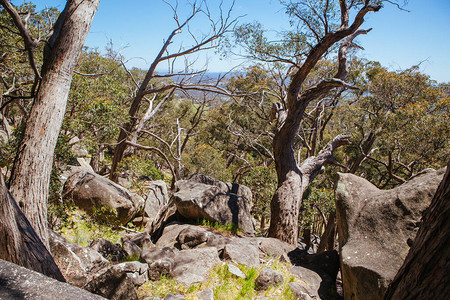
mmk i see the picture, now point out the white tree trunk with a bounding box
[9,0,101,247]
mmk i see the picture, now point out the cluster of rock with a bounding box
[62,171,256,237]
[26,161,443,300]
[47,221,343,299]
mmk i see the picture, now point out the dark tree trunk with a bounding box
[7,0,101,247]
[384,164,449,300]
[318,211,336,253]
[303,228,312,248]
[0,172,65,281]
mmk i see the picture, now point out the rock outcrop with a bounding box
[89,238,125,262]
[48,230,108,287]
[173,174,255,235]
[62,171,144,225]
[255,267,284,290]
[143,180,170,228]
[384,164,449,299]
[335,168,445,300]
[0,259,105,299]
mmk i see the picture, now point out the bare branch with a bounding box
[125,141,177,180]
[300,134,351,183]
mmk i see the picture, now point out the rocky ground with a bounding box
[2,162,447,299]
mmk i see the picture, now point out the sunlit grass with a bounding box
[59,209,124,247]
[137,259,302,299]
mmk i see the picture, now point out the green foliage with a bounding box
[300,186,335,230]
[59,209,123,247]
[89,206,122,228]
[333,62,449,188]
[198,219,242,236]
[184,144,231,182]
[120,155,163,181]
[241,165,277,223]
[0,123,24,171]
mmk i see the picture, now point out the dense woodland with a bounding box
[0,0,448,299]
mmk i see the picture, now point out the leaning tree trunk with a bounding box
[0,171,65,281]
[8,0,101,247]
[384,163,449,299]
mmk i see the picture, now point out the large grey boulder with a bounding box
[140,246,176,265]
[257,237,296,260]
[155,222,197,248]
[171,247,220,285]
[48,230,108,287]
[62,171,144,225]
[122,231,154,250]
[89,238,125,262]
[385,165,450,300]
[148,258,175,281]
[255,267,284,290]
[335,168,445,300]
[289,266,324,299]
[173,174,255,235]
[177,226,209,249]
[84,266,138,300]
[287,250,340,300]
[0,259,106,299]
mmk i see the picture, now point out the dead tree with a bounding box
[110,1,237,182]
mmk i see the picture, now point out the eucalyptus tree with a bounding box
[335,63,450,188]
[234,0,391,244]
[0,0,100,277]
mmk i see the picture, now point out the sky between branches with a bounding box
[27,0,450,83]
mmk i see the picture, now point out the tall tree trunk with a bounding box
[0,171,65,281]
[8,0,101,247]
[384,164,449,299]
[266,2,380,245]
[268,112,306,244]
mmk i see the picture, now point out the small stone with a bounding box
[226,263,246,279]
[197,288,214,300]
[164,294,185,300]
[148,258,175,281]
[255,267,284,290]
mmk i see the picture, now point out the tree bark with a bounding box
[384,164,449,300]
[267,2,379,245]
[8,0,101,247]
[0,171,65,281]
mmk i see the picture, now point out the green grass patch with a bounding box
[197,219,242,236]
[137,259,301,299]
[59,209,124,247]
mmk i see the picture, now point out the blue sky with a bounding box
[25,0,450,82]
